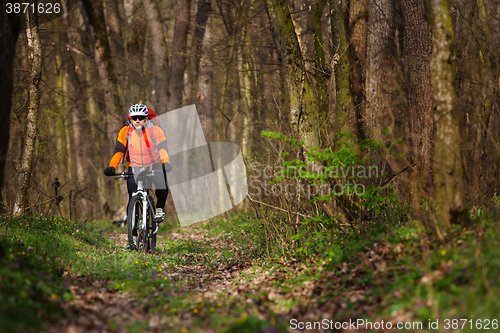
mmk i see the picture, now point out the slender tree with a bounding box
[237,14,256,157]
[0,1,21,211]
[13,7,43,216]
[60,4,92,218]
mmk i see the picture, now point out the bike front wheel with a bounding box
[147,196,157,255]
[139,199,157,255]
[127,195,144,251]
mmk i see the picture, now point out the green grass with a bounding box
[377,218,500,328]
[195,207,500,330]
[2,205,500,332]
[0,215,107,332]
[0,215,177,332]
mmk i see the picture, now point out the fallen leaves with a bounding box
[41,227,417,333]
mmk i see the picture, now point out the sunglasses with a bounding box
[131,116,147,121]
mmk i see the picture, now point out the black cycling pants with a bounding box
[126,164,169,210]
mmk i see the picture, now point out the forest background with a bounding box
[2,0,500,331]
[3,0,498,230]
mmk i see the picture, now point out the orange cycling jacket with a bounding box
[108,125,170,169]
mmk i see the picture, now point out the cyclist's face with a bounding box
[132,116,148,129]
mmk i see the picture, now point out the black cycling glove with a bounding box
[104,166,116,176]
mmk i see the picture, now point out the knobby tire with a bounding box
[127,195,143,251]
[147,196,157,255]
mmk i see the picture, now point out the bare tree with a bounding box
[13,8,43,216]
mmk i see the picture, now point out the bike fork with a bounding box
[143,198,148,230]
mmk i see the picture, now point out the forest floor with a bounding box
[46,223,367,333]
[1,211,500,333]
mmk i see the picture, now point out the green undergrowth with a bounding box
[0,215,109,332]
[2,204,499,332]
[374,215,500,329]
[203,207,500,330]
[0,214,279,332]
[0,215,179,332]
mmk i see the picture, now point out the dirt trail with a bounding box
[44,227,378,333]
[44,229,259,333]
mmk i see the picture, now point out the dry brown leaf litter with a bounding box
[43,229,439,332]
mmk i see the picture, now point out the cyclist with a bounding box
[104,103,172,224]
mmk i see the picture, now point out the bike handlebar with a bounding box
[107,170,157,180]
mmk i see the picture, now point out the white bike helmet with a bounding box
[129,104,149,117]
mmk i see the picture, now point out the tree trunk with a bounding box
[263,0,320,153]
[79,0,123,142]
[61,4,92,219]
[328,0,351,137]
[365,0,405,144]
[80,0,124,217]
[0,2,20,212]
[346,0,369,141]
[54,50,70,218]
[54,10,73,218]
[84,54,110,217]
[194,0,211,74]
[425,0,471,228]
[13,8,43,217]
[167,0,191,111]
[102,0,126,100]
[400,0,434,192]
[237,23,255,157]
[301,0,329,144]
[142,0,169,114]
[196,7,215,142]
[102,0,124,61]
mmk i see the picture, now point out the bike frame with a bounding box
[110,169,159,251]
[130,168,159,237]
[131,173,159,237]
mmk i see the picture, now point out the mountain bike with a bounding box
[111,169,158,254]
